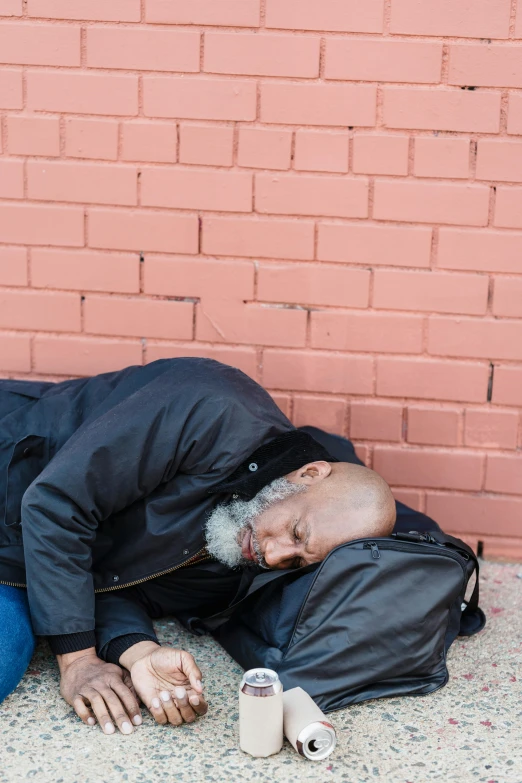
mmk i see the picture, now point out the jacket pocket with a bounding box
[4,435,48,527]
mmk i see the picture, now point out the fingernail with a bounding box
[189,695,200,706]
[87,717,96,726]
[132,715,142,726]
[151,698,161,709]
[174,686,186,700]
[121,721,133,735]
[160,690,171,703]
[105,722,115,734]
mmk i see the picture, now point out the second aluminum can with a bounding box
[239,668,284,757]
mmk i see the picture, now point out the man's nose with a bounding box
[263,538,296,568]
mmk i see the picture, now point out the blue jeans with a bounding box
[0,585,35,703]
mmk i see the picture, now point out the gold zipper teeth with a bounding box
[0,549,212,594]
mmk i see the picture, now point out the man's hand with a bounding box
[121,641,208,726]
[58,648,142,735]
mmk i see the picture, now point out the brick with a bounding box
[33,336,142,376]
[144,256,254,299]
[0,160,24,199]
[84,296,193,340]
[27,71,138,116]
[392,488,424,512]
[507,93,522,135]
[28,0,141,21]
[427,493,522,538]
[65,118,119,161]
[414,137,470,179]
[495,188,522,228]
[438,228,522,274]
[318,223,432,268]
[203,217,314,260]
[237,128,292,171]
[258,264,370,309]
[383,88,501,134]
[87,27,200,73]
[477,140,522,182]
[265,0,384,33]
[198,302,307,347]
[492,366,522,406]
[256,173,368,219]
[122,122,177,164]
[0,0,22,15]
[407,407,460,447]
[0,334,31,373]
[374,447,483,491]
[480,535,522,561]
[293,396,346,435]
[325,39,441,83]
[350,402,403,442]
[374,180,489,226]
[179,124,233,167]
[0,247,27,286]
[205,32,320,78]
[270,393,291,418]
[0,289,80,332]
[0,22,80,66]
[144,76,256,121]
[28,161,137,207]
[311,311,423,354]
[377,357,489,403]
[486,454,522,494]
[465,409,518,449]
[89,209,198,254]
[354,444,371,466]
[0,203,84,246]
[429,317,522,361]
[353,134,409,176]
[141,167,251,212]
[7,116,60,157]
[390,0,511,38]
[294,131,348,174]
[146,0,260,26]
[32,249,140,294]
[493,277,522,317]
[373,270,489,315]
[263,350,374,394]
[145,343,258,380]
[449,44,522,89]
[0,69,23,109]
[261,83,376,127]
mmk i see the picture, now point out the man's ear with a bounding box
[285,461,332,485]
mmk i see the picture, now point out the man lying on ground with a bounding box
[0,358,395,733]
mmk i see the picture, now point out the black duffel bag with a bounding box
[202,428,486,713]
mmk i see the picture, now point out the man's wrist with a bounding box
[120,640,160,670]
[57,646,98,675]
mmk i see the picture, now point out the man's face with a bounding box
[205,470,356,570]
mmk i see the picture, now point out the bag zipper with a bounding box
[286,537,470,651]
[0,548,212,593]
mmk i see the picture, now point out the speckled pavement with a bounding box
[1,561,521,783]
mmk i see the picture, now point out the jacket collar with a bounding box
[208,429,337,501]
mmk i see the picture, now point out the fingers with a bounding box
[159,690,184,726]
[85,690,118,735]
[180,652,203,694]
[186,688,209,718]
[111,678,143,727]
[72,696,97,727]
[100,688,136,735]
[172,687,198,724]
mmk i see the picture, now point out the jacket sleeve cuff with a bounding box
[48,630,97,655]
[103,633,158,665]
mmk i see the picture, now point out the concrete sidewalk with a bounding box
[1,560,520,783]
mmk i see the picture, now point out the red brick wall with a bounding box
[0,1,521,558]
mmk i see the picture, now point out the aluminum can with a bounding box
[283,687,337,760]
[239,668,284,757]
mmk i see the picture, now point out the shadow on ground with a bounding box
[1,561,521,783]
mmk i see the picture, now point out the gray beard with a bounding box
[204,477,306,569]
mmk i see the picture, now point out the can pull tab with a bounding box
[255,672,267,682]
[365,541,381,559]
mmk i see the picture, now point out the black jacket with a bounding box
[0,358,332,658]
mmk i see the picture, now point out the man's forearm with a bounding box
[120,640,160,670]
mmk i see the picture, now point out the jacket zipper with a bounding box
[0,548,212,593]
